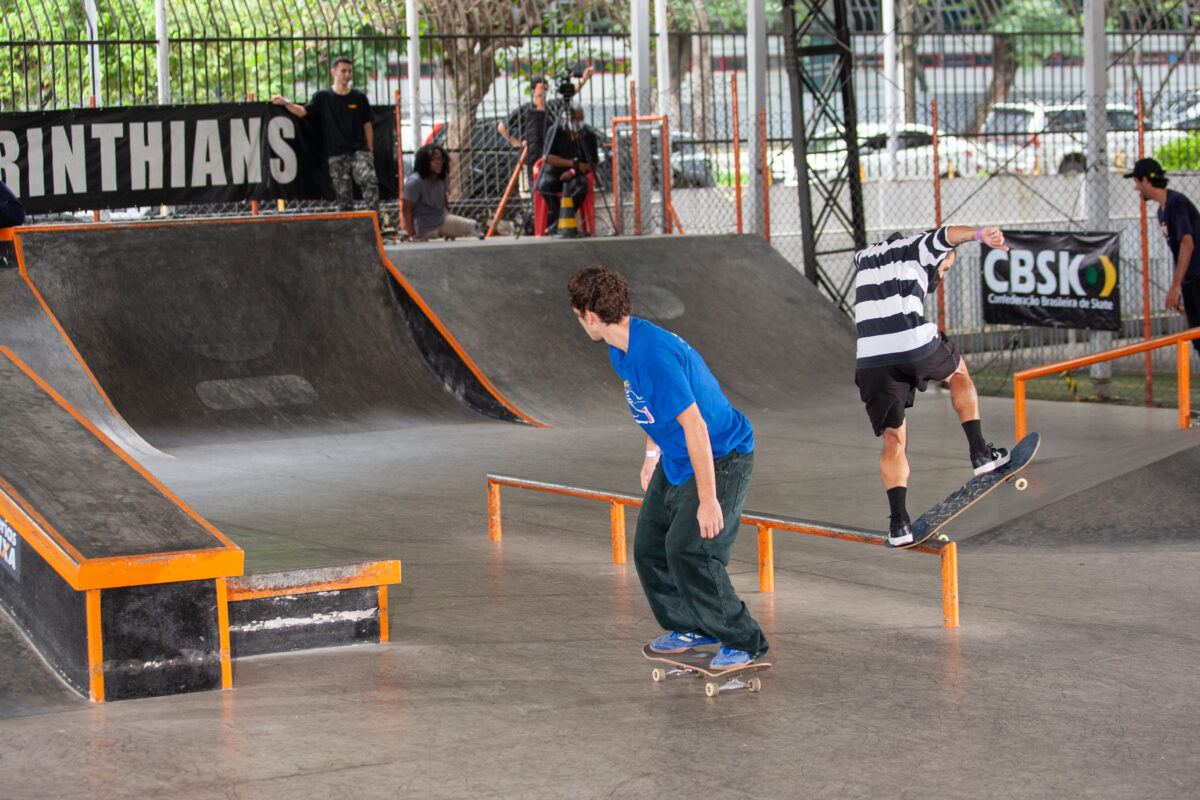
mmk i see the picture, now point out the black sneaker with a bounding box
[971,443,1011,476]
[886,520,915,548]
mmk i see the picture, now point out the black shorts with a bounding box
[855,331,962,436]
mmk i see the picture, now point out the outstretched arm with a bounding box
[945,225,1007,250]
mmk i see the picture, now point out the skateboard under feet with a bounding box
[898,431,1041,550]
[642,644,772,697]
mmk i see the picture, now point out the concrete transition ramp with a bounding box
[968,426,1200,547]
[16,215,516,447]
[388,235,859,426]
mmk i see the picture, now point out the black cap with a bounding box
[1124,157,1165,180]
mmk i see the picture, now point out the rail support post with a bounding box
[757,524,775,593]
[941,541,959,628]
[610,501,627,564]
[1178,341,1191,429]
[487,481,502,541]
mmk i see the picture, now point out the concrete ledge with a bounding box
[227,561,401,658]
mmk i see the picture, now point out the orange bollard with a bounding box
[487,481,502,541]
[610,501,627,564]
[941,541,959,628]
[757,524,774,593]
[378,584,390,642]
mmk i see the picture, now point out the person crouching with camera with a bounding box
[538,107,599,235]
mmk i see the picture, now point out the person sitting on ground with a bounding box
[400,144,484,242]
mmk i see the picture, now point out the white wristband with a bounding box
[645,449,661,458]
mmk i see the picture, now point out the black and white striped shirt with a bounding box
[854,227,954,369]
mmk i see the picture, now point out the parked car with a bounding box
[604,127,718,189]
[979,101,1188,174]
[770,122,996,185]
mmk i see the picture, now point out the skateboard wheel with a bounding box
[704,681,719,697]
[1014,477,1028,491]
[748,676,762,693]
[651,668,666,682]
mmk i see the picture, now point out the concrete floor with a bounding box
[3,392,1199,799]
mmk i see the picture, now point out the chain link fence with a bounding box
[4,0,1200,398]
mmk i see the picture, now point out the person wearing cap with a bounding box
[1127,157,1200,351]
[853,225,1012,549]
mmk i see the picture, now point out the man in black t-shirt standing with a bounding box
[272,55,382,230]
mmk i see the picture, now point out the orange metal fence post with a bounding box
[941,542,959,628]
[487,481,502,541]
[757,524,775,593]
[731,74,743,234]
[661,119,673,234]
[1014,378,1027,441]
[1179,341,1191,429]
[610,501,627,564]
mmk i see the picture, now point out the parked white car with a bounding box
[980,101,1187,175]
[770,122,996,185]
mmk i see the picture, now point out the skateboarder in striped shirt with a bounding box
[854,225,1011,547]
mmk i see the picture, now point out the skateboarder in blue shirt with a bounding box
[853,225,1012,547]
[568,266,768,670]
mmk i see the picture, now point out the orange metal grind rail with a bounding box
[1014,327,1200,440]
[487,475,960,628]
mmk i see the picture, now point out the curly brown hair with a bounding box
[568,266,631,324]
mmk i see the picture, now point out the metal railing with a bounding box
[486,474,960,628]
[1013,327,1200,439]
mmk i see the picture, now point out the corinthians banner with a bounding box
[0,103,400,214]
[981,231,1120,332]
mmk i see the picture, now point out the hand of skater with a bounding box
[697,496,724,539]
[640,452,659,491]
[976,225,1007,250]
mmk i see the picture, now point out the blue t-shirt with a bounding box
[1159,189,1200,284]
[609,317,754,485]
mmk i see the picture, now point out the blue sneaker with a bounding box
[709,646,752,670]
[649,631,720,653]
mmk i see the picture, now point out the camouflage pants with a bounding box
[328,151,380,214]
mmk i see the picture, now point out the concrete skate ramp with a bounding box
[956,426,1200,547]
[387,234,859,426]
[0,266,158,460]
[17,215,512,447]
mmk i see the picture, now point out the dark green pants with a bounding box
[633,449,768,657]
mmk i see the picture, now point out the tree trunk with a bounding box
[670,31,690,131]
[440,38,498,205]
[966,33,1016,136]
